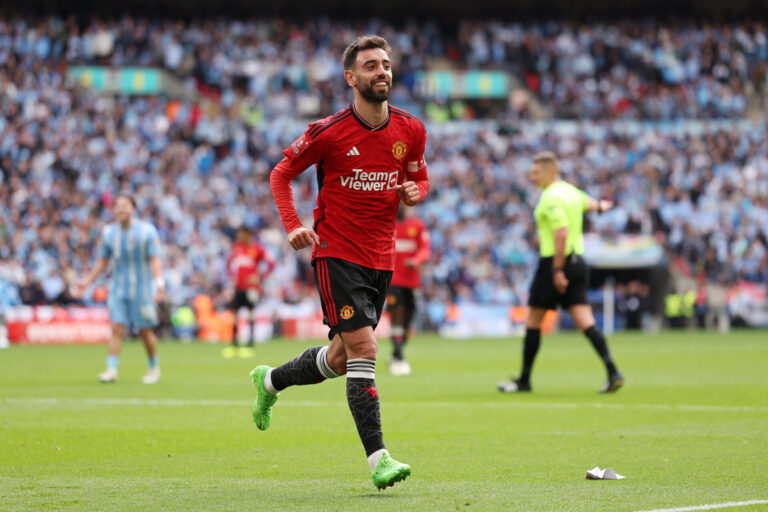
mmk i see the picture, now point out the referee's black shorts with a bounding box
[528,253,590,310]
[313,257,393,341]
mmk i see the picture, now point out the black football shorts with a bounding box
[528,254,589,310]
[313,257,393,340]
[386,285,416,311]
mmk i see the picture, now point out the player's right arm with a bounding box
[270,157,321,250]
[74,226,112,298]
[75,258,108,298]
[270,129,325,251]
[540,194,570,293]
[406,220,431,268]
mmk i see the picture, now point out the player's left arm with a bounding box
[149,256,165,301]
[583,190,613,213]
[147,225,165,300]
[395,126,430,206]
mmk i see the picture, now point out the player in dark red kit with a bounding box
[250,35,429,489]
[223,226,275,358]
[387,205,431,376]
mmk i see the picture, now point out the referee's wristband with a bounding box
[154,277,166,289]
[552,266,564,272]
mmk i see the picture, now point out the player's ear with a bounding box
[344,69,356,87]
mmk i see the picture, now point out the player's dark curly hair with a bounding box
[342,35,392,70]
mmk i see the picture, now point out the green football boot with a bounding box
[372,453,411,489]
[250,365,279,430]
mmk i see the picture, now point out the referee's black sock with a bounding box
[583,325,618,377]
[270,346,339,391]
[519,328,541,384]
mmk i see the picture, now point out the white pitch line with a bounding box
[634,499,768,512]
[1,397,767,413]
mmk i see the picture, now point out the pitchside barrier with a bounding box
[5,306,112,345]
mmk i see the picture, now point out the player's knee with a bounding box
[526,318,543,329]
[342,330,378,360]
[351,343,377,361]
[526,307,547,329]
[570,306,595,330]
[327,350,348,375]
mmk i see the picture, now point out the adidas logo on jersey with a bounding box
[346,146,360,157]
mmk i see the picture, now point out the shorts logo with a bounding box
[340,305,355,319]
[392,140,407,160]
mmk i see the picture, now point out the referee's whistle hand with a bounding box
[287,227,320,250]
[394,181,420,206]
[553,271,569,294]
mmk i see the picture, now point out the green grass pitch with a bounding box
[1,330,766,511]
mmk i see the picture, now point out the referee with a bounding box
[499,151,624,394]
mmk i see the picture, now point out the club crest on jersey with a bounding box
[392,140,407,160]
[340,305,355,319]
[291,135,309,156]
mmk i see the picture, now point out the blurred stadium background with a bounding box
[2,0,767,345]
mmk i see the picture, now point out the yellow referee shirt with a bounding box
[534,181,588,257]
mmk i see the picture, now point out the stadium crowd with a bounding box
[1,15,767,319]
[1,17,767,120]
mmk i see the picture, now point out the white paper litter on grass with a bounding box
[586,466,626,480]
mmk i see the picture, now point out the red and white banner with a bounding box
[6,306,112,345]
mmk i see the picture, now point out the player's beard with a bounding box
[358,77,390,104]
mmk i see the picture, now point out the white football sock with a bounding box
[368,448,389,471]
[264,369,277,394]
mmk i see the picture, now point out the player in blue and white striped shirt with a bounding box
[77,194,166,384]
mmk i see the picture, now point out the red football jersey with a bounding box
[227,241,275,291]
[392,216,431,289]
[271,103,429,270]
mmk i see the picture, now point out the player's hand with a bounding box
[553,269,569,294]
[287,227,320,251]
[598,199,613,213]
[394,181,421,206]
[72,279,88,299]
[153,285,165,303]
